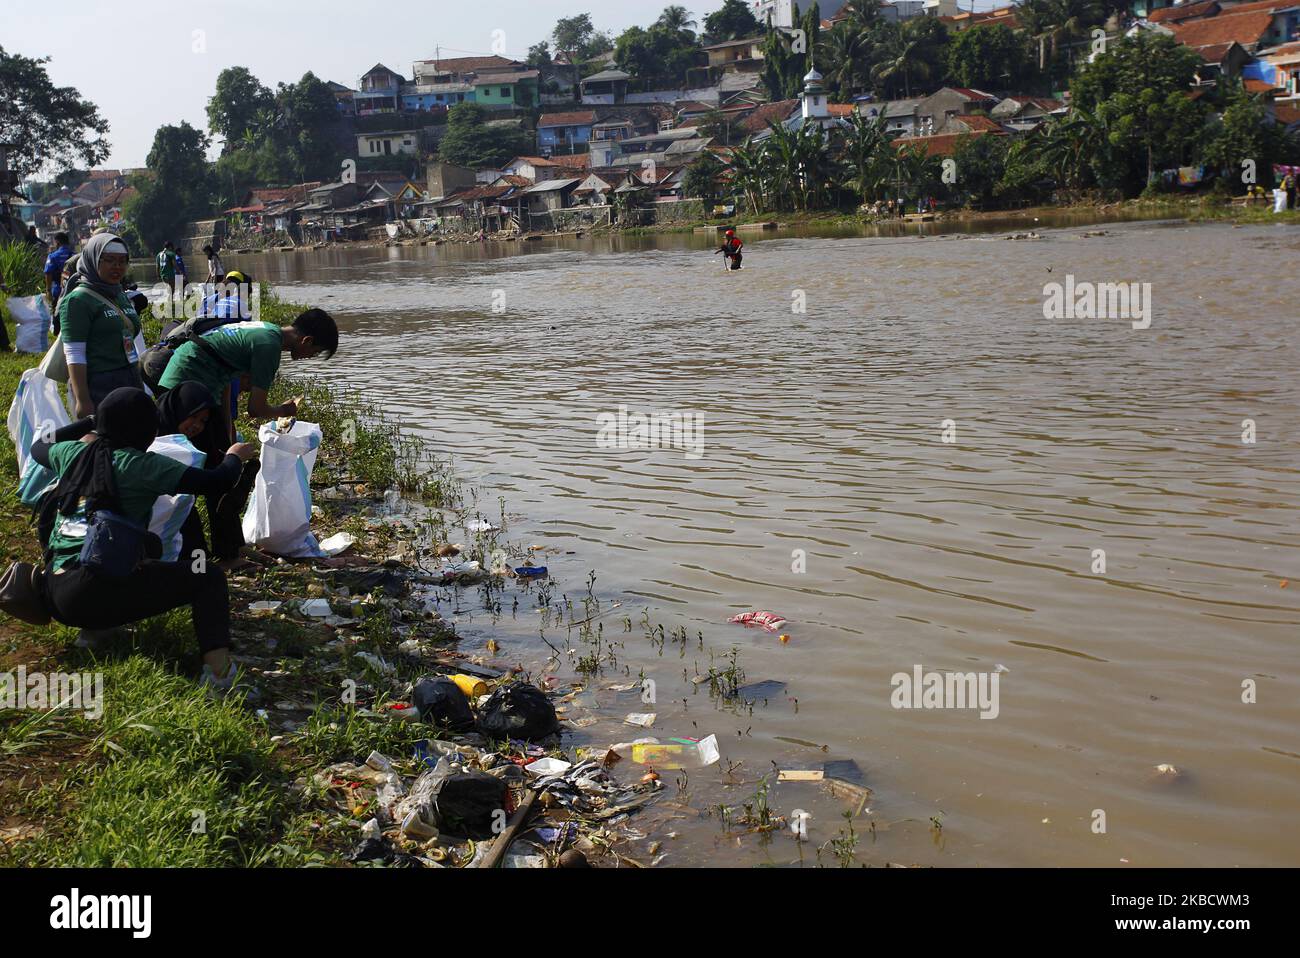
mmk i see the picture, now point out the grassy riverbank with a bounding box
[0,295,475,866]
[618,194,1300,235]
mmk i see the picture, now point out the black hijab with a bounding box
[156,381,217,436]
[53,388,159,516]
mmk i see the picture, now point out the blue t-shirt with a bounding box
[174,254,187,277]
[44,245,74,299]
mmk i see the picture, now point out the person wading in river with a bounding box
[717,228,743,270]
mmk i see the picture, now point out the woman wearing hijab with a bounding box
[29,387,258,693]
[56,233,145,417]
[155,381,259,563]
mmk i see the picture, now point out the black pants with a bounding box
[729,253,743,270]
[194,411,259,562]
[45,560,230,655]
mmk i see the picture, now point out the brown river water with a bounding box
[227,215,1300,867]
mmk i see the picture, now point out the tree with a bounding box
[273,72,345,183]
[437,103,531,168]
[838,110,896,202]
[657,6,697,38]
[0,46,109,179]
[697,108,743,147]
[554,14,599,60]
[704,0,761,44]
[870,28,933,99]
[527,42,553,68]
[948,132,1010,208]
[122,122,213,253]
[1018,0,1105,85]
[614,24,701,89]
[206,66,274,149]
[820,21,866,101]
[1069,32,1206,192]
[1201,80,1295,180]
[945,24,1030,91]
[683,151,725,205]
[728,139,770,213]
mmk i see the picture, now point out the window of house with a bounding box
[502,88,511,97]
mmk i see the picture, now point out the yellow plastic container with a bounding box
[451,674,488,699]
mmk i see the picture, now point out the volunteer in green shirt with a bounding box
[157,308,339,443]
[156,308,338,562]
[29,387,258,693]
[57,232,145,417]
[156,241,176,284]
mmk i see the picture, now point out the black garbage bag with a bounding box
[431,771,508,839]
[477,682,559,741]
[345,837,422,867]
[412,676,476,732]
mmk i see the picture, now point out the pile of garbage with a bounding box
[306,675,671,868]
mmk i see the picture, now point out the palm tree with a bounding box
[728,139,770,213]
[1019,0,1105,77]
[870,32,931,99]
[657,6,697,37]
[838,110,895,202]
[821,22,865,101]
[1039,107,1109,191]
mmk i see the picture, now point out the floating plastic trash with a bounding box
[736,679,788,702]
[624,712,657,728]
[301,598,332,617]
[630,733,719,768]
[728,610,788,632]
[777,769,824,782]
[318,532,356,557]
[466,518,500,532]
[525,757,572,777]
[515,565,548,577]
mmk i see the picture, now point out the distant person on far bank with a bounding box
[174,246,189,288]
[156,241,177,286]
[44,232,76,309]
[203,244,224,284]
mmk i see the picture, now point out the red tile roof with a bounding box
[494,174,532,187]
[1193,41,1239,61]
[538,110,598,128]
[828,103,856,117]
[738,99,799,133]
[1148,0,1220,22]
[893,131,990,157]
[1167,10,1277,48]
[1213,0,1293,14]
[950,114,1006,133]
[949,87,1000,101]
[419,55,521,74]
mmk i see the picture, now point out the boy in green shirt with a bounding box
[156,241,176,284]
[156,308,339,442]
[155,308,338,561]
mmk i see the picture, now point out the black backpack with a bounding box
[139,316,237,392]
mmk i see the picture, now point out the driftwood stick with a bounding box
[479,789,538,869]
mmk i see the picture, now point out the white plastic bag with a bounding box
[1274,189,1288,213]
[7,296,52,354]
[6,367,71,504]
[147,434,207,562]
[241,420,324,558]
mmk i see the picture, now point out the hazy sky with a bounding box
[6,0,1003,172]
